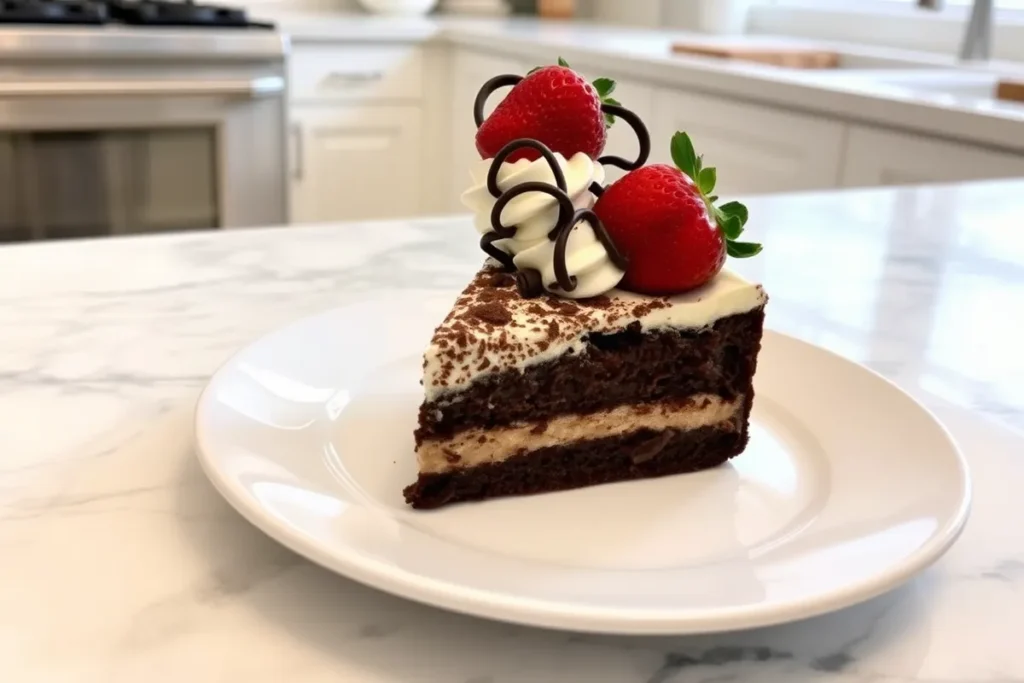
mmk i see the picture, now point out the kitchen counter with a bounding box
[3,179,1024,682]
[268,12,1024,153]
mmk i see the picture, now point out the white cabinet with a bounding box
[450,50,529,210]
[287,44,426,223]
[841,125,1024,187]
[650,88,846,195]
[290,105,422,224]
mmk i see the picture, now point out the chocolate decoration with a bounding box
[473,74,523,128]
[486,139,567,199]
[597,103,651,172]
[516,268,545,298]
[480,232,516,271]
[490,181,574,237]
[548,208,630,293]
[471,92,653,295]
[551,215,579,293]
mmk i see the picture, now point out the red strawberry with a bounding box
[476,58,620,163]
[593,132,762,295]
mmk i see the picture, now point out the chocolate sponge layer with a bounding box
[416,308,765,444]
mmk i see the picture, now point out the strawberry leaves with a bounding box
[670,132,762,259]
[592,76,620,128]
[671,132,699,180]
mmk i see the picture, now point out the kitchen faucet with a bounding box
[918,0,993,61]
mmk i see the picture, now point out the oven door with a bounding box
[0,75,286,242]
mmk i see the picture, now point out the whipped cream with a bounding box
[460,152,625,299]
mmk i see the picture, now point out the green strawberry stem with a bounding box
[532,57,620,129]
[669,132,762,258]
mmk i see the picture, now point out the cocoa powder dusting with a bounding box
[469,302,512,326]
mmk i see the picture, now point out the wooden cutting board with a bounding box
[996,79,1024,104]
[672,43,840,69]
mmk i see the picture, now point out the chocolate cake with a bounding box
[404,266,767,509]
[404,60,767,509]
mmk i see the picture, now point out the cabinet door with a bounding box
[841,125,1024,187]
[290,105,422,223]
[450,50,529,210]
[651,88,845,195]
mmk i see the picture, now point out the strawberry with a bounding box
[593,132,762,295]
[476,58,620,163]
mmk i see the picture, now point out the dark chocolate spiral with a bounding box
[480,232,516,270]
[486,139,568,199]
[482,139,573,272]
[548,208,629,293]
[597,103,652,172]
[474,74,523,128]
[491,181,575,237]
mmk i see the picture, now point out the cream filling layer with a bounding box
[417,394,743,475]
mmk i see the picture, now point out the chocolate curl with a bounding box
[474,74,523,128]
[597,103,652,172]
[516,268,545,298]
[549,208,629,293]
[477,137,573,270]
[490,181,574,238]
[485,138,568,199]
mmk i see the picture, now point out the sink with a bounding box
[812,69,1024,110]
[841,70,1001,99]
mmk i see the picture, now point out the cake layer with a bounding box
[416,308,764,442]
[422,265,767,401]
[417,394,742,474]
[404,421,747,509]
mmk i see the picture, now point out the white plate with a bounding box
[195,295,971,635]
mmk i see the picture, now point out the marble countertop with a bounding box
[3,179,1024,682]
[266,12,1024,153]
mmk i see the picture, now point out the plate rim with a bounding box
[194,307,972,635]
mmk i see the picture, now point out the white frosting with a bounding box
[460,152,624,299]
[423,267,768,401]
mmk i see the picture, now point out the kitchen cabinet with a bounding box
[450,49,530,208]
[290,105,422,223]
[650,88,846,195]
[841,125,1024,187]
[287,44,426,223]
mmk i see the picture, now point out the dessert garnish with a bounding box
[593,132,762,294]
[468,62,650,299]
[467,60,760,300]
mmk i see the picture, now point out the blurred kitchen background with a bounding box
[1,0,1023,242]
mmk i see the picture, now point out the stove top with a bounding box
[0,0,274,27]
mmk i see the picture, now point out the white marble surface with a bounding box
[3,179,1024,682]
[267,12,1024,153]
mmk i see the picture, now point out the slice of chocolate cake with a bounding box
[404,265,767,509]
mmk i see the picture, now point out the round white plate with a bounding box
[195,295,971,635]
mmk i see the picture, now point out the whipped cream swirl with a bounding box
[460,151,625,300]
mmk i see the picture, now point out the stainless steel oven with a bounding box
[0,27,287,242]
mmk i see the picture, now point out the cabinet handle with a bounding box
[291,123,304,181]
[324,70,385,85]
